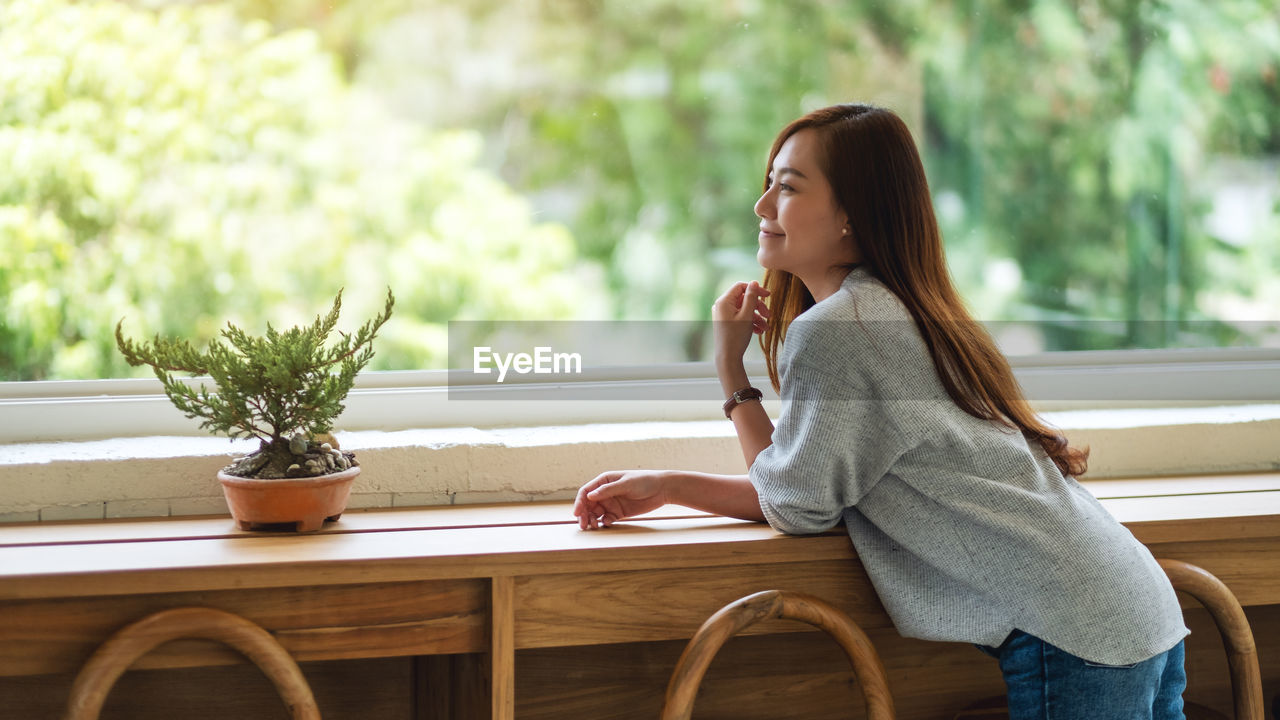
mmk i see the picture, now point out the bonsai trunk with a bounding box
[223,435,356,479]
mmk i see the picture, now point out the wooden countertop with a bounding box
[1,472,1277,601]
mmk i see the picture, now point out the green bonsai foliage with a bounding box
[116,289,394,478]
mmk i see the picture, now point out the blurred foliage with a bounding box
[0,0,595,380]
[282,0,1279,352]
[921,0,1280,350]
[2,0,1278,380]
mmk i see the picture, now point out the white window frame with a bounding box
[1,347,1278,444]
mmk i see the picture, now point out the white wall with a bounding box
[2,405,1279,523]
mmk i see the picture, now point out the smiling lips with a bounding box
[759,226,784,239]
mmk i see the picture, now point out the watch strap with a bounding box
[722,386,763,418]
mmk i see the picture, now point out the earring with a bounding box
[841,227,850,235]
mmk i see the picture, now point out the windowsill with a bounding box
[1,404,1278,523]
[4,348,1279,445]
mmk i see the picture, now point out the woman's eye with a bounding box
[765,177,793,193]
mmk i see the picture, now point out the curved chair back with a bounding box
[661,590,894,720]
[1157,559,1265,720]
[955,559,1263,720]
[64,606,320,720]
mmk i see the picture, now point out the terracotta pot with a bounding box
[218,466,359,532]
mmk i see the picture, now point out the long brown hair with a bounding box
[759,104,1088,478]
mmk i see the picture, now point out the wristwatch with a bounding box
[723,386,763,418]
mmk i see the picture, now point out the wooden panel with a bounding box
[450,653,492,720]
[4,494,1275,602]
[414,655,452,719]
[698,631,1006,720]
[514,604,1280,720]
[515,628,1005,720]
[1105,492,1280,544]
[0,578,486,677]
[0,501,709,549]
[514,559,888,649]
[1083,471,1280,499]
[1,488,1277,720]
[1147,537,1280,607]
[491,577,515,720]
[4,605,1273,720]
[1129,514,1280,546]
[0,519,854,600]
[0,471,1272,550]
[1252,604,1280,720]
[0,656,413,720]
[413,653,490,720]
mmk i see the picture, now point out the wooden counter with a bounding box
[1,472,1278,719]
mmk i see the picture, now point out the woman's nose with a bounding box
[754,189,774,219]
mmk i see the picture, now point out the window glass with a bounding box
[2,0,1277,380]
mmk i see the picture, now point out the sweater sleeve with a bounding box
[748,360,906,535]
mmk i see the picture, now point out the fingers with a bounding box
[575,471,624,531]
[717,281,769,308]
[575,472,615,530]
[575,469,673,529]
[717,281,749,312]
[578,499,620,530]
[585,478,628,529]
[575,472,616,506]
[746,282,771,334]
[751,289,771,334]
[592,497,623,528]
[754,293,772,316]
[716,282,771,320]
[741,282,770,322]
[586,479,624,500]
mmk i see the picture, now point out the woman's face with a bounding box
[754,128,855,280]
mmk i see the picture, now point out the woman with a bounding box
[573,104,1188,719]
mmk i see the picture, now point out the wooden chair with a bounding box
[1159,559,1265,720]
[955,559,1264,720]
[64,606,320,720]
[660,589,895,720]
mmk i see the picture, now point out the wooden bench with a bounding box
[1,472,1278,719]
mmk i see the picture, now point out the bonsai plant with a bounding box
[115,288,394,531]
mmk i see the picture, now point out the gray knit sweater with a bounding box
[748,266,1188,665]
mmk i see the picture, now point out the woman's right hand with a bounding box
[712,280,770,365]
[574,469,670,530]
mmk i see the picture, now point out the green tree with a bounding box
[347,1,923,360]
[922,0,1280,350]
[4,0,1277,381]
[0,0,598,380]
[343,0,1277,352]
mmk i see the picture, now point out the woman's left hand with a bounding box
[712,280,770,364]
[574,469,670,530]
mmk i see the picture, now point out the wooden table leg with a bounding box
[491,576,515,720]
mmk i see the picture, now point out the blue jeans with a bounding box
[977,630,1187,720]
